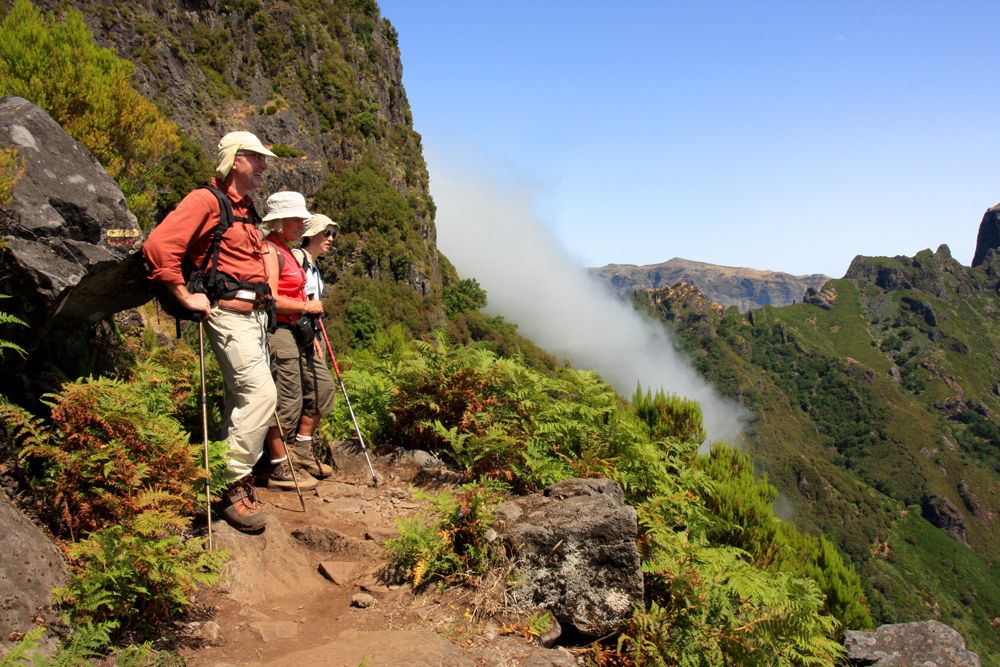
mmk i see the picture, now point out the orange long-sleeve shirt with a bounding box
[143,182,268,286]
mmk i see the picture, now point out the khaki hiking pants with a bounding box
[268,326,336,438]
[204,307,277,481]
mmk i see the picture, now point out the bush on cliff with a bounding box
[0,0,180,225]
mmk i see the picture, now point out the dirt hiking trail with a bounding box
[180,444,579,667]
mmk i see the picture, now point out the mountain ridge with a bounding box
[592,256,831,311]
[3,1,994,664]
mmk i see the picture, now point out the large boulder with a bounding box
[0,96,148,384]
[844,620,980,666]
[0,97,149,396]
[491,478,642,637]
[0,493,67,653]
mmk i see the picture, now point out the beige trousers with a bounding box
[204,307,276,481]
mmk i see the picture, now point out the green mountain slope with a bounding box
[633,244,1000,660]
[5,0,995,659]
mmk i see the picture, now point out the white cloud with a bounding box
[429,149,747,447]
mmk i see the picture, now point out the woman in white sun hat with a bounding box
[259,191,330,492]
[285,213,341,472]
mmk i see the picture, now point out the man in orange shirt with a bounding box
[144,131,277,533]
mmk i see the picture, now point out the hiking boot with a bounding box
[268,459,319,491]
[217,477,267,533]
[290,439,334,479]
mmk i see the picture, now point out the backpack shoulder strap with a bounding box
[246,200,263,227]
[196,185,236,285]
[291,248,308,268]
[198,185,235,231]
[266,238,284,273]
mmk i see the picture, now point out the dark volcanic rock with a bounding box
[901,295,937,326]
[845,257,913,291]
[491,478,642,637]
[0,97,148,356]
[921,494,968,545]
[0,494,66,653]
[844,620,980,666]
[846,246,966,300]
[972,203,1000,268]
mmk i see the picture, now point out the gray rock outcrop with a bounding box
[845,245,966,300]
[844,620,980,666]
[491,478,642,637]
[921,493,968,545]
[591,257,829,311]
[0,494,67,653]
[0,97,148,375]
[971,203,1000,268]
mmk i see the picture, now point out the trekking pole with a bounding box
[316,318,378,486]
[197,322,213,552]
[273,414,306,511]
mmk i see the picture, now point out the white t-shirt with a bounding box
[294,248,324,300]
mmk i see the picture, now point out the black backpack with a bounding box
[145,185,265,326]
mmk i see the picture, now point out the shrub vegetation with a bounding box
[331,329,869,664]
[1,346,227,651]
[0,0,181,226]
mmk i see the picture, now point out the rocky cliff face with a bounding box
[592,257,830,312]
[35,0,442,306]
[971,203,1000,267]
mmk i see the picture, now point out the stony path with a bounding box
[180,446,578,667]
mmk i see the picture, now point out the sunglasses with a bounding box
[322,230,336,238]
[236,151,267,164]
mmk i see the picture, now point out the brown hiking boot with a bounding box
[218,476,267,533]
[268,459,319,491]
[290,439,334,478]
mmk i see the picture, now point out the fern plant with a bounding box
[385,481,508,589]
[622,495,845,666]
[1,359,203,537]
[0,622,113,667]
[0,293,27,359]
[54,491,226,638]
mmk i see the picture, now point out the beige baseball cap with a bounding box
[215,131,278,180]
[303,214,340,238]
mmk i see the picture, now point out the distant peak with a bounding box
[590,258,831,311]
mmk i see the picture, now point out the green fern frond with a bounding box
[0,399,51,454]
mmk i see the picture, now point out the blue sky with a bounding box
[378,1,1000,277]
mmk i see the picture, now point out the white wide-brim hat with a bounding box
[261,191,311,232]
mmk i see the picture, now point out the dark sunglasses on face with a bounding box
[322,230,336,238]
